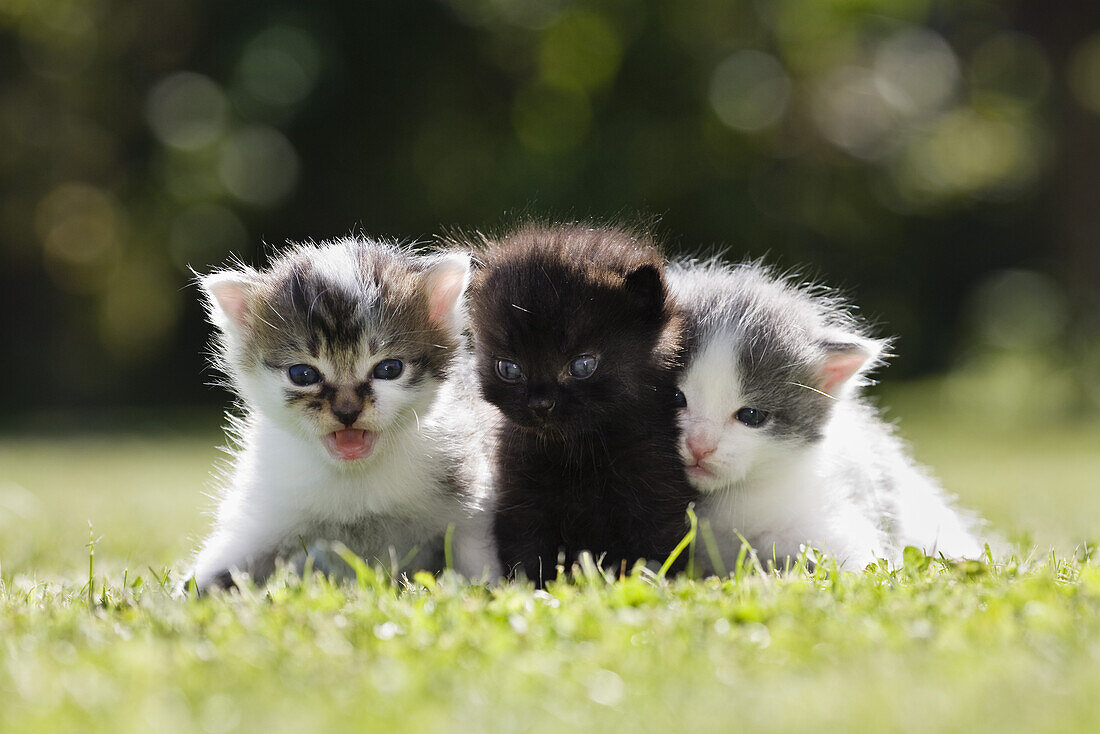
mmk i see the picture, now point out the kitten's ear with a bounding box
[423,253,472,333]
[201,270,257,336]
[623,263,665,319]
[814,336,886,398]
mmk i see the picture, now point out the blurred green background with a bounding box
[1,0,1098,574]
[2,0,1099,412]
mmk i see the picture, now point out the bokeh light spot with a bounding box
[1067,32,1100,116]
[874,27,959,116]
[146,72,229,151]
[17,1,98,78]
[218,126,300,206]
[538,9,622,93]
[234,25,322,112]
[587,669,625,707]
[895,108,1041,201]
[709,50,792,133]
[812,66,895,158]
[34,183,124,293]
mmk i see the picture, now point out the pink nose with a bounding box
[686,435,716,463]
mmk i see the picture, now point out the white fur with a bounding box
[191,411,457,588]
[680,338,889,568]
[670,263,985,571]
[823,402,985,560]
[186,240,498,590]
[191,389,500,588]
[434,353,503,581]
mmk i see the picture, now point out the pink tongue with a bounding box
[325,429,376,461]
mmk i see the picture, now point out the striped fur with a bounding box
[185,237,497,591]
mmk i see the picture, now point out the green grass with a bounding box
[1,390,1099,733]
[4,558,1100,733]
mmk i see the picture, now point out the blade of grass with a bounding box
[659,506,698,579]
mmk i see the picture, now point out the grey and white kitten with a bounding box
[668,260,985,570]
[186,237,496,591]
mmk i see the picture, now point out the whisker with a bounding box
[254,313,279,331]
[266,304,289,324]
[388,328,446,338]
[537,264,559,299]
[784,381,837,400]
[307,287,330,333]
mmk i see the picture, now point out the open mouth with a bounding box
[323,429,378,461]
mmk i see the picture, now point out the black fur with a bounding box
[466,224,698,585]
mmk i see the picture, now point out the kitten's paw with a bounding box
[173,569,238,598]
[208,569,239,591]
[290,542,357,581]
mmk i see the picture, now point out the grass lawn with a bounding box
[1,387,1099,733]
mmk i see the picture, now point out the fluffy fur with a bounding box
[464,224,698,585]
[667,259,985,570]
[186,237,496,591]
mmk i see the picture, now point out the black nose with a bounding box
[332,406,361,427]
[528,395,556,418]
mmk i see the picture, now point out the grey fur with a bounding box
[206,239,459,395]
[668,259,986,567]
[670,259,887,443]
[185,237,498,591]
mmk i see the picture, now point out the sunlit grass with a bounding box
[3,557,1100,734]
[1,387,1099,733]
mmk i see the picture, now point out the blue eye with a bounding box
[567,355,598,379]
[496,359,523,382]
[672,388,687,409]
[288,364,322,386]
[372,359,404,380]
[734,407,770,427]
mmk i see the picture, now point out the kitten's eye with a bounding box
[496,359,523,382]
[372,359,404,380]
[288,364,322,386]
[567,355,598,379]
[734,407,770,427]
[672,388,687,409]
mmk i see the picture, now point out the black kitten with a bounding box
[465,223,698,584]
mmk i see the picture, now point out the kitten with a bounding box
[667,260,985,571]
[464,224,698,585]
[186,237,495,591]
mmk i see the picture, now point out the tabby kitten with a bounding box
[186,237,494,591]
